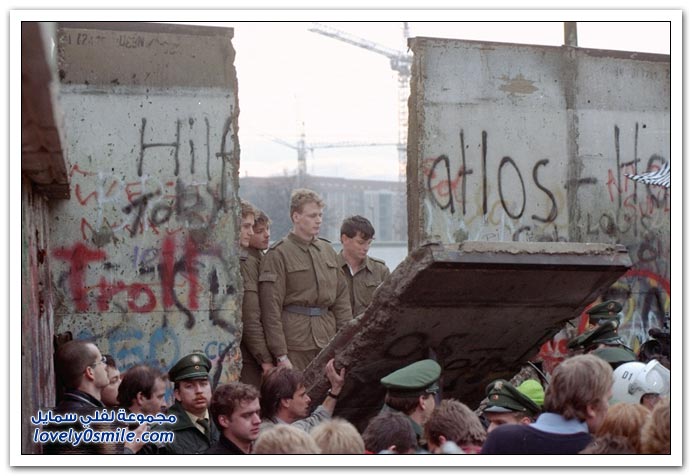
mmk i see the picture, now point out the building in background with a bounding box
[240,174,408,270]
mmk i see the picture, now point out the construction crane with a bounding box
[308,22,412,182]
[270,127,397,182]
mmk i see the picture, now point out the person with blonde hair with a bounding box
[481,354,613,454]
[310,418,365,454]
[641,397,670,454]
[596,402,650,453]
[252,424,321,454]
[259,188,352,371]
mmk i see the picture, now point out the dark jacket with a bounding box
[205,435,246,455]
[44,389,121,455]
[54,389,105,413]
[160,401,219,454]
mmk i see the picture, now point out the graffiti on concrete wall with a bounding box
[423,129,568,244]
[51,113,241,384]
[422,122,670,358]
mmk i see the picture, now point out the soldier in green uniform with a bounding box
[568,301,638,369]
[482,379,543,433]
[379,359,441,450]
[259,189,352,371]
[337,215,390,318]
[239,201,274,388]
[162,353,219,454]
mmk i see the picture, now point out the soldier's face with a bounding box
[250,223,270,250]
[240,214,255,248]
[341,232,372,261]
[292,202,323,240]
[484,411,527,433]
[175,378,212,415]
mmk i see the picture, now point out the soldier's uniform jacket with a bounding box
[259,232,352,357]
[337,251,390,317]
[240,247,272,365]
[160,401,219,454]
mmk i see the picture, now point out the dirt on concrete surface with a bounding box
[303,241,631,431]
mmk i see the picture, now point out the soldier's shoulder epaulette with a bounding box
[370,256,387,266]
[317,236,332,244]
[268,239,284,250]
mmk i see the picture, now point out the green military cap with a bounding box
[168,352,211,382]
[587,300,623,324]
[380,359,441,398]
[484,379,541,416]
[568,319,623,350]
[591,346,637,370]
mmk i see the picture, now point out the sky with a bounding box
[173,20,673,182]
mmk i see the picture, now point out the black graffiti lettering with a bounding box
[216,116,234,213]
[614,125,622,209]
[149,202,173,226]
[531,159,558,223]
[188,118,195,174]
[512,225,532,241]
[383,333,428,360]
[459,130,473,215]
[498,157,526,219]
[138,118,181,177]
[205,117,212,181]
[482,131,488,215]
[122,191,160,237]
[427,155,455,214]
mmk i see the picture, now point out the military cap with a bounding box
[380,359,441,398]
[568,318,624,350]
[168,352,211,382]
[592,346,637,370]
[587,300,623,324]
[484,379,541,416]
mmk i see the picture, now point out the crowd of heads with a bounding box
[47,194,671,458]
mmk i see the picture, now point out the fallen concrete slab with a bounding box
[303,241,631,431]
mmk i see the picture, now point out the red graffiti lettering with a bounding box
[53,243,107,312]
[185,238,200,310]
[128,283,157,313]
[625,269,671,296]
[606,169,619,203]
[97,277,127,311]
[160,236,176,309]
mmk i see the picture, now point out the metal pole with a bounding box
[564,22,578,47]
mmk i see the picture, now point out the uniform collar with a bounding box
[287,232,317,250]
[338,250,370,274]
[247,247,264,260]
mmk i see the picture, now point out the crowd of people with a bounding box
[41,188,671,456]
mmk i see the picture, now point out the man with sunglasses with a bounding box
[54,339,110,414]
[43,339,112,454]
